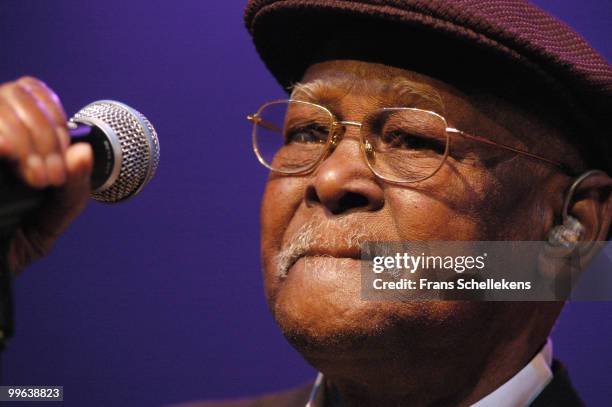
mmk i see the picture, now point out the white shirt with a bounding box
[306,338,553,407]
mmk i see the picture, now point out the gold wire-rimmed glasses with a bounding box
[247,99,573,183]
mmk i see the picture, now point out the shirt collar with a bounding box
[472,338,553,407]
[306,338,553,407]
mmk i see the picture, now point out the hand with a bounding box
[0,77,93,274]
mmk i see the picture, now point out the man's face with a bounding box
[259,60,560,374]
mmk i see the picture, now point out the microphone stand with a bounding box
[0,227,14,383]
[0,161,42,368]
[0,231,14,353]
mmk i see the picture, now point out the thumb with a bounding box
[58,142,94,209]
[24,143,93,243]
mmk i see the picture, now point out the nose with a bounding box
[305,129,384,215]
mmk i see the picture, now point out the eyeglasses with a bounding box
[247,99,573,184]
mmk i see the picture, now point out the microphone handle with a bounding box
[0,123,114,231]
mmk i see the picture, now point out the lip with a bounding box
[286,255,364,279]
[285,247,362,276]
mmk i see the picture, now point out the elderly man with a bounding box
[0,0,610,406]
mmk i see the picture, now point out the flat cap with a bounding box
[244,0,611,170]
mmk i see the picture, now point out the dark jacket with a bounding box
[172,360,584,407]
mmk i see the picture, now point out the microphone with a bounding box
[0,100,159,349]
[0,100,160,230]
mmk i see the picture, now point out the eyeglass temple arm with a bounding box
[447,128,571,173]
[247,114,283,133]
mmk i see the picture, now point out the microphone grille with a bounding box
[71,100,160,203]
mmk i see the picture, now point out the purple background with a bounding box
[0,1,610,406]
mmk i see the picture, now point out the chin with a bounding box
[267,259,487,359]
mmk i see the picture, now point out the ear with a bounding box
[568,171,612,245]
[538,171,611,293]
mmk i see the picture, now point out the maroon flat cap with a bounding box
[244,0,611,171]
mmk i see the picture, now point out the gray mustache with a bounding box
[275,217,382,278]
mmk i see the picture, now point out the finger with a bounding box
[16,77,69,151]
[0,101,46,187]
[0,105,19,161]
[14,81,68,185]
[0,83,60,157]
[0,81,66,186]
